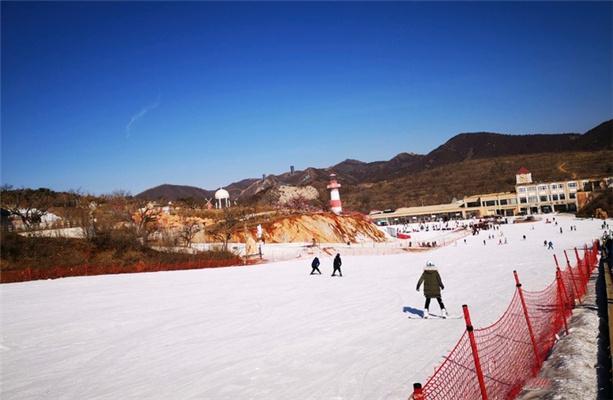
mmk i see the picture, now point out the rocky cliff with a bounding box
[233,213,386,244]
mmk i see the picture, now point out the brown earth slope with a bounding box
[232,213,387,244]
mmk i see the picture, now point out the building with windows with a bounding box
[369,168,611,225]
[514,167,607,215]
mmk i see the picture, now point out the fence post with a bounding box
[554,254,579,305]
[574,247,581,269]
[574,246,587,282]
[565,249,585,289]
[584,245,591,277]
[555,268,569,335]
[462,304,488,400]
[412,383,424,400]
[513,270,541,372]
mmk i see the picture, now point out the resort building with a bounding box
[369,168,612,225]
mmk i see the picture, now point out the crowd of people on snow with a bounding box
[407,241,439,248]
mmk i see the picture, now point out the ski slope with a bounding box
[0,215,607,400]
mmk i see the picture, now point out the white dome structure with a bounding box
[215,188,229,199]
[214,188,230,208]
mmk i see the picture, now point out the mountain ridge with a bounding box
[136,119,613,203]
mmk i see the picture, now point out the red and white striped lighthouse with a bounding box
[327,173,342,215]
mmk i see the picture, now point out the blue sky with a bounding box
[1,2,611,194]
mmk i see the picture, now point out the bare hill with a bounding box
[136,184,214,201]
[136,119,613,208]
[341,150,613,211]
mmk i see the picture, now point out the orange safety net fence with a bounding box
[412,241,599,400]
[0,257,251,284]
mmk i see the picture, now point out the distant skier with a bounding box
[416,261,447,319]
[548,241,554,250]
[332,253,343,277]
[560,227,563,234]
[544,240,547,247]
[310,257,321,275]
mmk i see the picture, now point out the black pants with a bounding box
[332,267,342,277]
[310,267,321,274]
[425,296,445,310]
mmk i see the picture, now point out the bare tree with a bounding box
[88,192,136,242]
[133,202,161,244]
[0,187,54,230]
[209,207,250,251]
[178,197,203,211]
[285,194,314,213]
[179,218,203,247]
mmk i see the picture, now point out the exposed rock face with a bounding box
[233,213,386,244]
[276,185,319,205]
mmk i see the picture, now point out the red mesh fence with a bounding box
[0,257,249,284]
[413,241,600,400]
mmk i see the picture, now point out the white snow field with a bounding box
[0,215,607,400]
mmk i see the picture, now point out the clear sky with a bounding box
[1,2,611,195]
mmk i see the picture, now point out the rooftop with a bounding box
[517,167,530,174]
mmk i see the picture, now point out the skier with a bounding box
[332,253,343,277]
[544,240,547,247]
[310,257,321,275]
[416,261,447,318]
[548,241,554,250]
[560,227,563,234]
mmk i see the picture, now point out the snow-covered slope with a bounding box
[0,215,607,400]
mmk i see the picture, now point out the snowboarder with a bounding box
[416,261,447,318]
[332,253,343,277]
[548,241,554,250]
[310,257,321,275]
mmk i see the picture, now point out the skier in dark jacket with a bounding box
[332,253,343,277]
[416,261,447,318]
[310,257,321,275]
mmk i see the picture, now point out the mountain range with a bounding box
[136,119,613,211]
